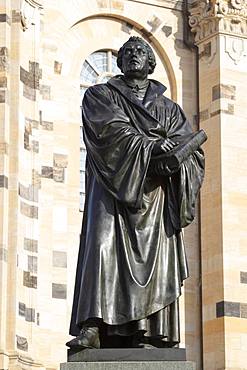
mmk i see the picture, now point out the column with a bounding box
[189,1,247,369]
[0,0,11,369]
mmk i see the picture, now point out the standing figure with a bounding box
[67,37,205,350]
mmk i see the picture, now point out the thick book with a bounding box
[150,129,207,170]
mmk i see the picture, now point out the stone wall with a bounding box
[0,0,203,369]
[190,1,247,369]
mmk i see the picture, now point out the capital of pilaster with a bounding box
[189,0,247,44]
[21,0,43,31]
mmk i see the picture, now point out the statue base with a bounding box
[61,348,195,370]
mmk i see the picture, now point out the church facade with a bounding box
[0,0,246,369]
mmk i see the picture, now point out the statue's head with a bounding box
[117,37,156,78]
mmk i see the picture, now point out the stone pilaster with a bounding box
[0,1,11,370]
[189,1,247,369]
[0,1,44,369]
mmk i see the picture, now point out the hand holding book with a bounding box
[149,129,207,176]
[152,138,179,155]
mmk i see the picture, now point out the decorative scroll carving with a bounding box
[189,0,247,43]
[21,0,43,31]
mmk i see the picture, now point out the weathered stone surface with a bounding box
[0,76,7,88]
[19,302,26,316]
[16,335,28,351]
[212,84,236,101]
[25,307,35,322]
[240,271,247,284]
[175,39,186,49]
[32,169,41,188]
[96,0,123,10]
[54,61,62,74]
[162,25,172,37]
[53,251,67,268]
[199,42,211,59]
[0,142,8,155]
[12,10,21,23]
[227,104,234,114]
[26,117,39,129]
[0,90,6,103]
[20,201,38,219]
[19,183,39,202]
[53,153,68,168]
[0,14,10,24]
[21,69,38,90]
[52,283,67,299]
[0,247,7,262]
[0,175,8,189]
[40,84,51,100]
[216,301,240,318]
[28,255,38,274]
[32,140,39,153]
[147,15,162,33]
[210,104,235,117]
[121,22,133,34]
[24,127,31,150]
[23,84,36,101]
[0,47,9,72]
[41,166,53,179]
[24,238,38,253]
[23,271,37,289]
[20,62,41,90]
[40,119,53,130]
[199,109,209,122]
[53,167,65,182]
[29,61,42,79]
[240,303,247,319]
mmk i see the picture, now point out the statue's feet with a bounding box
[134,341,157,349]
[66,327,100,349]
[132,334,157,349]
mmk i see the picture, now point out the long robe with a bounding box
[69,76,205,345]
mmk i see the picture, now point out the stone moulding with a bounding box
[189,0,247,43]
[21,0,43,31]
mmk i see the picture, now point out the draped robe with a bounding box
[69,76,205,345]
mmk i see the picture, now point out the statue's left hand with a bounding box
[153,161,180,177]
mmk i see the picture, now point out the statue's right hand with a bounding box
[152,138,178,155]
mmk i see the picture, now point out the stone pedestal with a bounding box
[61,362,195,370]
[61,349,195,370]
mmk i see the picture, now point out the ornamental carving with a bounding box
[21,0,43,31]
[189,0,247,43]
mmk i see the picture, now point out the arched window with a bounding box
[79,50,121,210]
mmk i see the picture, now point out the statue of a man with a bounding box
[67,37,205,350]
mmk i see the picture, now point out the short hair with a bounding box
[117,36,156,75]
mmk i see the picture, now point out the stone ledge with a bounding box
[68,348,186,362]
[61,361,195,370]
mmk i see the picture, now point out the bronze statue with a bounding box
[66,37,205,350]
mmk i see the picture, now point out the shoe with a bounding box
[132,334,160,349]
[66,327,100,349]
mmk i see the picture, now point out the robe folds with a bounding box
[69,76,205,344]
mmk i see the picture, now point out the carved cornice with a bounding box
[21,0,43,31]
[189,0,247,43]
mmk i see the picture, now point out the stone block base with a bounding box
[61,348,195,370]
[61,361,196,370]
[67,348,186,362]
